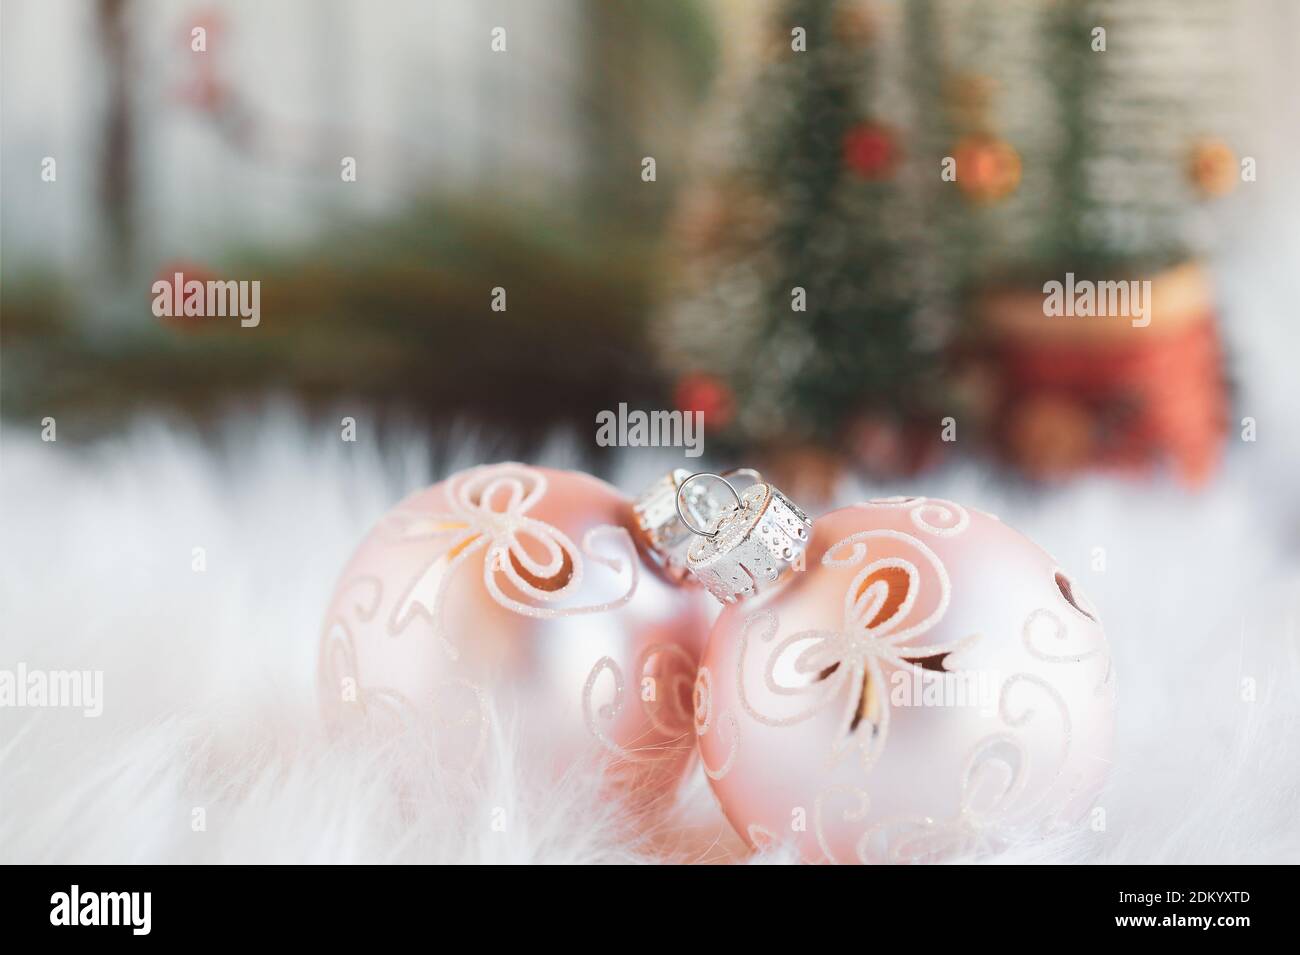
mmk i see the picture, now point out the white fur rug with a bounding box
[2,407,1298,864]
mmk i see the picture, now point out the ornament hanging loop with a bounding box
[675,472,742,538]
[633,467,765,581]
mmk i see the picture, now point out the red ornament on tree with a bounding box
[153,259,218,332]
[842,123,898,180]
[675,373,736,430]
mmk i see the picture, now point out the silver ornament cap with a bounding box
[632,468,706,581]
[682,476,812,604]
[633,468,765,582]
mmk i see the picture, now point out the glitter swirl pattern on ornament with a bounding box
[694,496,1116,864]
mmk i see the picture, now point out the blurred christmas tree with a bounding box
[952,0,1239,483]
[662,0,1240,488]
[661,0,952,484]
[940,0,1239,281]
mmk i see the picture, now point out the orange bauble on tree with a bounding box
[954,134,1022,203]
[1187,138,1238,198]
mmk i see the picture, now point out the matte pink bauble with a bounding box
[694,496,1115,863]
[319,463,708,796]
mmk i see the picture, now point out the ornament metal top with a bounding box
[678,473,812,604]
[633,467,761,582]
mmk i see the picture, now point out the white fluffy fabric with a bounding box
[2,407,1298,864]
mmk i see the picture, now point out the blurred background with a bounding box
[6,0,1300,867]
[3,0,1299,503]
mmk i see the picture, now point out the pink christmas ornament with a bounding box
[693,495,1115,863]
[319,463,709,798]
